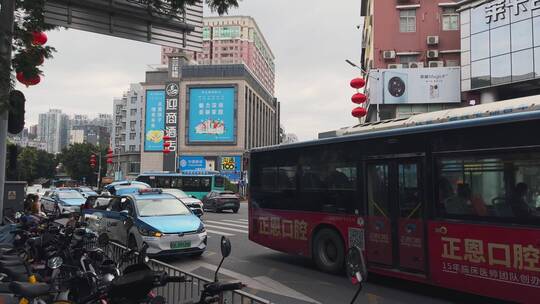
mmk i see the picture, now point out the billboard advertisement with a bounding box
[179,156,207,172]
[220,156,241,182]
[188,87,235,143]
[144,90,166,151]
[368,67,461,104]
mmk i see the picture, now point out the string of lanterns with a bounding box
[350,77,367,118]
[15,31,48,87]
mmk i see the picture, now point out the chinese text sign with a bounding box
[144,90,166,151]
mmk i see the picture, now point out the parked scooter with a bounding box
[346,246,368,304]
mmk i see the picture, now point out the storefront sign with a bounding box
[164,82,179,153]
[485,0,540,24]
[179,156,206,171]
[220,156,241,182]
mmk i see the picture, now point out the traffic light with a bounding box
[8,90,25,134]
[162,135,171,154]
[89,154,96,169]
[106,147,113,164]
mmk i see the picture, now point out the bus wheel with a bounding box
[313,229,345,274]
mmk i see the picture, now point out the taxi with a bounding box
[83,188,207,256]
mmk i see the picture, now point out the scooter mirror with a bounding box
[98,233,110,247]
[220,236,231,258]
[346,246,367,285]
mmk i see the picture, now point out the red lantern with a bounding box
[352,107,367,118]
[351,93,367,104]
[107,147,113,154]
[106,158,113,164]
[32,32,48,45]
[162,135,171,141]
[16,72,40,86]
[350,78,366,89]
[163,142,171,148]
[163,149,171,155]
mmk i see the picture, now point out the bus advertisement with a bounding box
[248,98,540,303]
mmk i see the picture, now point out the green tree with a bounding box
[59,143,107,185]
[5,145,58,183]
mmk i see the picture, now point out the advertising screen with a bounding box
[179,156,207,172]
[188,87,235,143]
[220,156,242,182]
[368,67,461,104]
[144,90,166,151]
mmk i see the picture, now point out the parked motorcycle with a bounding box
[346,246,368,304]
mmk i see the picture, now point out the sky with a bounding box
[21,0,363,141]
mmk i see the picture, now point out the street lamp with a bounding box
[345,59,380,122]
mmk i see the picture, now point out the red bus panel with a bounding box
[428,221,540,304]
[249,208,363,257]
[366,216,393,265]
[398,218,425,272]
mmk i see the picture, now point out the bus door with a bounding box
[366,159,426,273]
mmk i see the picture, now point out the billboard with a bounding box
[179,156,207,172]
[368,67,461,104]
[188,87,236,143]
[144,90,166,151]
[220,156,242,182]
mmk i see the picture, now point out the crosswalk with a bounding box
[203,218,248,237]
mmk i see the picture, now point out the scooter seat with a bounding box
[0,260,23,267]
[1,266,28,282]
[9,282,50,299]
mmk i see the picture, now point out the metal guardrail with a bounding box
[105,241,271,304]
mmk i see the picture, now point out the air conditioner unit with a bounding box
[427,50,439,59]
[408,62,424,68]
[388,64,403,69]
[428,61,444,68]
[383,50,396,59]
[427,36,439,45]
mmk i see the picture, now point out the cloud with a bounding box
[23,1,363,141]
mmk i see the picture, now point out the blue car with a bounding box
[40,189,86,215]
[74,186,98,198]
[83,188,207,256]
[104,181,150,196]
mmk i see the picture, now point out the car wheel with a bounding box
[232,208,239,213]
[313,228,345,274]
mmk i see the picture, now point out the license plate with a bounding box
[170,240,191,249]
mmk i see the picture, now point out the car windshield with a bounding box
[79,187,94,192]
[136,198,191,217]
[163,189,189,198]
[58,191,84,199]
[116,184,148,190]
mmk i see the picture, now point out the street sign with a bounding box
[44,0,203,50]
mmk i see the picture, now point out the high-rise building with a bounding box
[360,0,462,121]
[69,125,110,147]
[28,125,38,139]
[37,109,70,154]
[111,84,144,179]
[92,114,113,135]
[161,16,276,94]
[71,114,89,127]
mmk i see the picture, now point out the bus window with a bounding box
[326,163,358,214]
[398,163,421,219]
[156,176,172,188]
[170,177,183,189]
[367,164,390,218]
[300,165,326,190]
[261,166,277,190]
[278,166,296,190]
[437,155,540,223]
[182,177,212,192]
[137,176,152,186]
[214,176,225,188]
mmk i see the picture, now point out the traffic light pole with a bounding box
[0,0,16,223]
[97,151,102,189]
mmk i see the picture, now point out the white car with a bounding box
[162,189,204,217]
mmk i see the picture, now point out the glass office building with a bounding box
[460,0,540,93]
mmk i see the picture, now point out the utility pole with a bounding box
[96,150,102,189]
[0,0,16,223]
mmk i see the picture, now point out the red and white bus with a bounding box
[248,97,540,303]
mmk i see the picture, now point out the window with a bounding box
[491,54,511,85]
[446,60,459,67]
[442,8,459,31]
[130,97,137,104]
[181,177,212,192]
[471,59,491,88]
[367,164,389,217]
[278,166,296,190]
[490,25,511,57]
[398,55,418,67]
[129,145,136,152]
[129,133,136,140]
[214,176,225,188]
[512,49,534,82]
[511,19,533,52]
[129,162,140,173]
[130,109,137,116]
[437,154,540,224]
[399,10,416,33]
[399,163,422,219]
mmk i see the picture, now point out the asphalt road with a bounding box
[158,204,509,304]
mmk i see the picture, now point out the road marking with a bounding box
[204,224,248,234]
[223,219,248,223]
[205,229,235,236]
[205,220,248,229]
[171,260,321,304]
